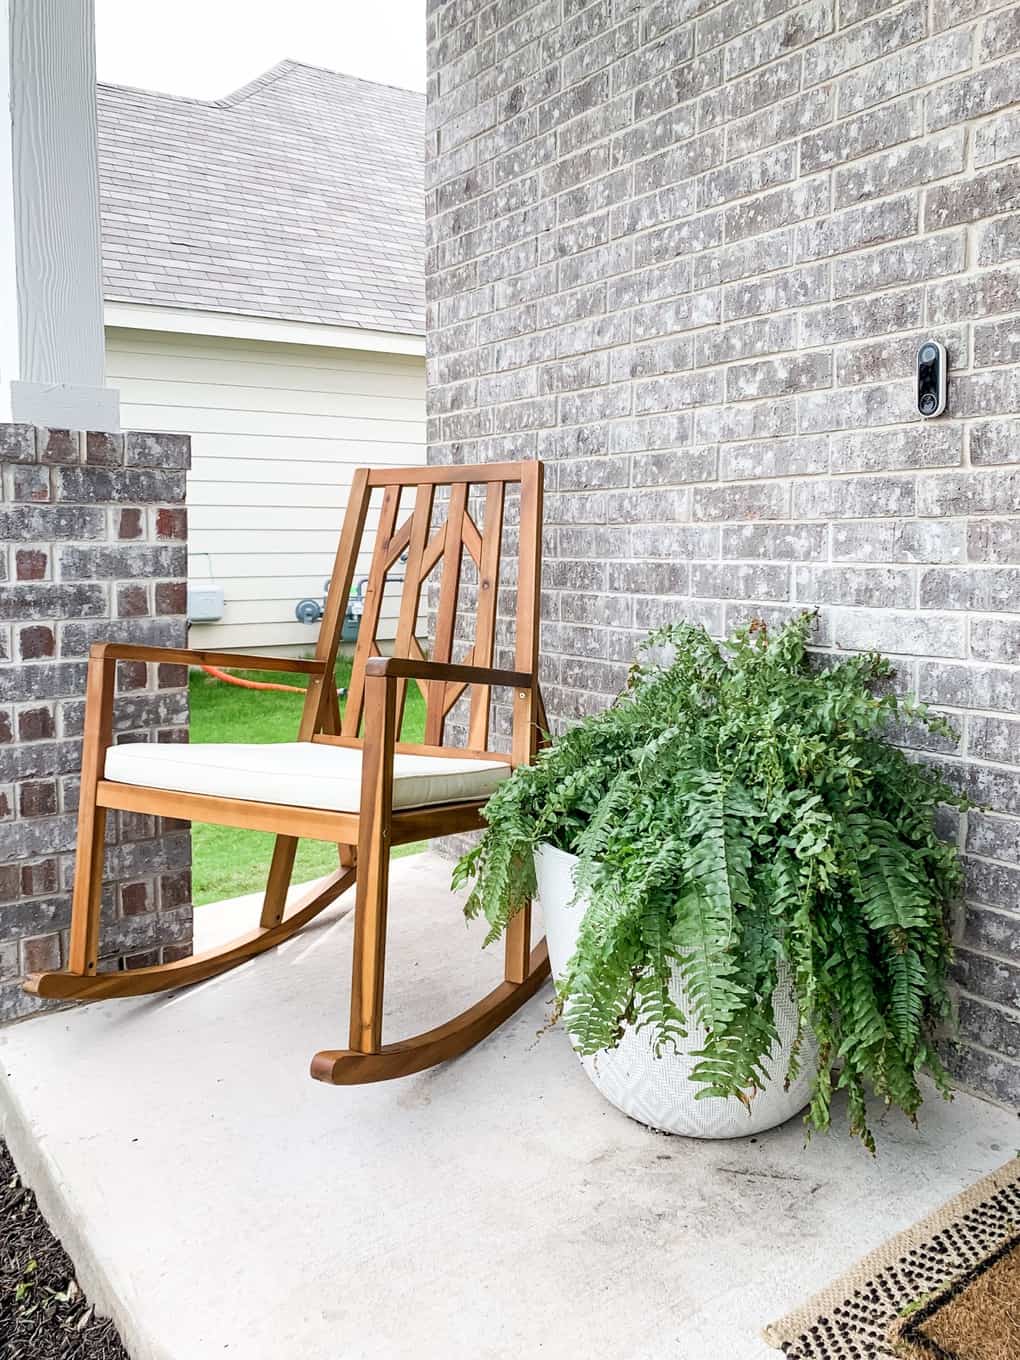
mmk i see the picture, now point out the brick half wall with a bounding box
[0,423,192,1022]
[426,0,1020,1105]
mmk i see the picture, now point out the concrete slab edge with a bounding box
[0,1059,165,1360]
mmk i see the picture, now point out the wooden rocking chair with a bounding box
[25,460,550,1085]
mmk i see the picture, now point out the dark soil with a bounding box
[0,1141,129,1359]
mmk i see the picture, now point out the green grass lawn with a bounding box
[189,658,426,905]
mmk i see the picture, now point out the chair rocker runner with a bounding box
[25,461,550,1085]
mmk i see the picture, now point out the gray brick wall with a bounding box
[426,0,1020,1106]
[0,424,192,1022]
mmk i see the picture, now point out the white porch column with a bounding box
[0,0,118,430]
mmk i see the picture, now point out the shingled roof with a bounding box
[97,60,425,336]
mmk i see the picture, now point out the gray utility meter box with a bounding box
[187,582,225,623]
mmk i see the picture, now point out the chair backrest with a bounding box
[300,461,543,756]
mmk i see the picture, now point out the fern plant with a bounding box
[454,614,965,1150]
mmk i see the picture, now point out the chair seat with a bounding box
[103,741,511,814]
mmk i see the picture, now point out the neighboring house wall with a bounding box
[0,423,191,1022]
[106,328,427,651]
[426,0,1020,1105]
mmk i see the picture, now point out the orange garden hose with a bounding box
[200,664,306,695]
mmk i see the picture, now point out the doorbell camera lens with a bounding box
[916,340,947,418]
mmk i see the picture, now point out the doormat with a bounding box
[762,1159,1020,1359]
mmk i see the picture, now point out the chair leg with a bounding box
[263,839,355,929]
[504,901,532,985]
[67,805,107,975]
[67,649,115,977]
[261,835,298,927]
[310,939,551,1086]
[348,813,390,1054]
[347,670,396,1054]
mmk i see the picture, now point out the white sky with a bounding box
[94,0,427,98]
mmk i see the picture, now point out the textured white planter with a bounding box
[535,843,819,1138]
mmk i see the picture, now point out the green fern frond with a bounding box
[886,944,927,1052]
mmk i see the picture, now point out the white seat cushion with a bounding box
[103,741,511,814]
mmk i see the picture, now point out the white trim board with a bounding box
[103,302,426,357]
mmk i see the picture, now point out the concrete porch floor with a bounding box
[1,851,1016,1360]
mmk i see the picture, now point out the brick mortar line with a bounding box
[946,1023,1020,1059]
[428,273,1006,343]
[427,223,1014,308]
[429,138,1017,250]
[431,8,993,149]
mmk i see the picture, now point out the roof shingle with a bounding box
[97,60,425,336]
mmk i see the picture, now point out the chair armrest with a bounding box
[90,643,326,675]
[365,656,534,690]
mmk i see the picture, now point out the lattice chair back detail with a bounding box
[24,460,550,1087]
[338,466,523,754]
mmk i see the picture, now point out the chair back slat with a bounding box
[340,483,401,738]
[467,480,505,750]
[298,467,371,741]
[390,482,436,737]
[425,481,468,744]
[512,463,543,767]
[310,460,542,754]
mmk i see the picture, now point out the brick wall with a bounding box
[0,423,192,1022]
[426,0,1020,1105]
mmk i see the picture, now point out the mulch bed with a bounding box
[0,1140,129,1359]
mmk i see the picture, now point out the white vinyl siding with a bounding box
[106,328,426,652]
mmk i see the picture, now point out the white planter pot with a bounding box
[535,842,819,1138]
